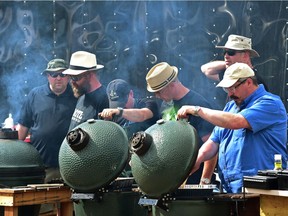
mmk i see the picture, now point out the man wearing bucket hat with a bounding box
[63,51,109,130]
[201,34,260,81]
[146,62,218,185]
[17,58,77,183]
[99,79,159,139]
[177,63,287,193]
[201,34,268,107]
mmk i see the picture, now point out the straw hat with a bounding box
[63,51,104,75]
[216,34,260,58]
[216,63,255,88]
[146,62,178,92]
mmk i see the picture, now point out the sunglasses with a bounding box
[47,72,67,78]
[69,74,87,81]
[223,50,245,56]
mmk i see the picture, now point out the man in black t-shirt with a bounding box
[99,79,159,139]
[146,62,217,185]
[99,79,160,177]
[63,51,109,130]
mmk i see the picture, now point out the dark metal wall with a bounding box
[0,1,287,122]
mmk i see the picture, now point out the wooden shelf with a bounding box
[0,185,73,216]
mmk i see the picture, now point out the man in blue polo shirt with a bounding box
[177,62,287,193]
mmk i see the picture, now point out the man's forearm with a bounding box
[201,154,218,184]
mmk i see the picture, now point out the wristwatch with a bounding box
[193,106,201,116]
[200,178,210,184]
[116,107,124,117]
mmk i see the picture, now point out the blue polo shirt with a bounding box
[210,84,287,193]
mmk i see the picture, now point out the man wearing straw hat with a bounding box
[63,51,109,130]
[146,62,218,185]
[177,63,287,193]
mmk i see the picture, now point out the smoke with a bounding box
[0,2,51,122]
[0,1,287,124]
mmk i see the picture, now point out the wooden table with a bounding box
[0,184,73,216]
[245,187,288,216]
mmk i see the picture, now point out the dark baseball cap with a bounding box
[42,59,68,75]
[106,79,130,108]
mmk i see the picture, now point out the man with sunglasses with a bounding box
[177,63,287,193]
[63,51,109,130]
[17,58,77,183]
[201,34,268,107]
[201,34,260,81]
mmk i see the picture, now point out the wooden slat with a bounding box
[4,206,18,216]
[0,187,71,206]
[0,185,73,216]
[13,188,71,206]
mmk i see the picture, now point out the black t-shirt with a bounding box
[115,97,160,139]
[18,83,77,167]
[69,85,109,130]
[160,90,215,184]
[161,90,215,142]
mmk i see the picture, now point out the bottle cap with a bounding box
[275,154,282,160]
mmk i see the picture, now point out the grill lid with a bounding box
[130,119,199,198]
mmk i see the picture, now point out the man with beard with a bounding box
[63,51,109,130]
[177,63,287,193]
[17,58,77,183]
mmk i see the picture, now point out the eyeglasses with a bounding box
[69,74,86,81]
[223,78,247,93]
[223,50,245,56]
[47,72,67,78]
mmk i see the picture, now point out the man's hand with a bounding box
[99,108,119,120]
[177,105,201,119]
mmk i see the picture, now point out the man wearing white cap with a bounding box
[146,62,218,185]
[63,51,109,130]
[177,63,287,193]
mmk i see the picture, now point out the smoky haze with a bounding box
[0,1,287,124]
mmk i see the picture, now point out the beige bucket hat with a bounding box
[216,34,260,58]
[146,62,178,92]
[216,63,255,88]
[63,51,104,75]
